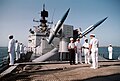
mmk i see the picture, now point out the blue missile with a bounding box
[80,17,108,38]
[47,8,70,44]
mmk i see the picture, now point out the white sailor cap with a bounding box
[70,38,74,41]
[8,35,13,37]
[76,38,80,41]
[109,44,112,46]
[84,38,88,41]
[8,35,13,39]
[8,35,13,38]
[90,34,95,37]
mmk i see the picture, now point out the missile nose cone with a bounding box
[103,16,108,21]
[105,16,108,19]
[100,16,108,24]
[65,8,70,15]
[93,17,108,27]
[60,8,70,24]
[67,8,70,13]
[66,8,70,14]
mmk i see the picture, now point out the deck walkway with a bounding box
[0,56,120,81]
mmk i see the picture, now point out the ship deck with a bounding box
[0,59,120,81]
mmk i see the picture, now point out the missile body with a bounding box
[80,17,108,37]
[48,8,70,44]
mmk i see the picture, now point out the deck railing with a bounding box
[0,56,8,67]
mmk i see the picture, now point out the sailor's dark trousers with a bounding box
[69,49,75,65]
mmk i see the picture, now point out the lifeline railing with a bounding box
[0,56,8,67]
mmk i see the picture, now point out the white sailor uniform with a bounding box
[90,37,99,69]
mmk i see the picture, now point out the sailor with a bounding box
[24,46,27,54]
[75,38,83,64]
[108,44,113,59]
[68,38,75,65]
[15,40,20,61]
[83,38,91,64]
[20,43,24,61]
[89,34,99,69]
[8,35,15,66]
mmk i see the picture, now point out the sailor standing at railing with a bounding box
[20,43,24,61]
[15,40,20,61]
[108,44,113,59]
[8,35,15,66]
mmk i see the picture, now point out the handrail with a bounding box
[0,56,8,67]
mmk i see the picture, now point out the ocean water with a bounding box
[0,47,8,62]
[99,47,120,60]
[0,47,8,66]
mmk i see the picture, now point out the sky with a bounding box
[0,0,120,47]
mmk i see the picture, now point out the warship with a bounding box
[0,4,112,81]
[28,4,108,62]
